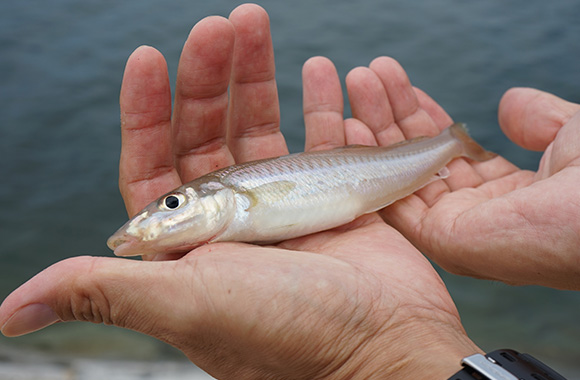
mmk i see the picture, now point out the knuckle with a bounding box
[56,257,117,326]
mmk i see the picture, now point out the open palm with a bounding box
[343,58,580,290]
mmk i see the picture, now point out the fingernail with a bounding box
[1,304,60,337]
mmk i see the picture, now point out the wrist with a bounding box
[330,318,482,379]
[381,323,482,380]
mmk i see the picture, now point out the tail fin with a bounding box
[448,123,497,162]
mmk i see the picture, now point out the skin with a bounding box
[0,3,577,379]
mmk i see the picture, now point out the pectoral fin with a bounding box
[241,180,297,209]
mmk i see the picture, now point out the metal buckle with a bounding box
[461,354,519,380]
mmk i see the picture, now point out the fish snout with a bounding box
[107,230,139,256]
[106,233,126,250]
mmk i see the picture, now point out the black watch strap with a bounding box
[448,349,567,380]
[448,367,482,380]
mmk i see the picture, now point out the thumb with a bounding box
[498,87,580,151]
[0,256,191,338]
[545,110,580,176]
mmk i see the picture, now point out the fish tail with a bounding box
[448,122,497,162]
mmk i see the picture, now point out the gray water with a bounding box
[1,0,579,377]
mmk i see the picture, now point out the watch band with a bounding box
[449,367,489,380]
[448,349,567,380]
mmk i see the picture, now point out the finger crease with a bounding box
[375,121,403,141]
[173,136,228,159]
[308,140,344,152]
[123,164,176,187]
[229,121,280,139]
[303,106,343,116]
[122,118,171,133]
[233,73,276,86]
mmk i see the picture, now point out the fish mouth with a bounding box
[107,234,124,250]
[107,232,139,256]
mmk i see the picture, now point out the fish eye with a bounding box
[165,195,180,209]
[160,193,186,210]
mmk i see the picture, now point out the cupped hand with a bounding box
[344,57,580,290]
[0,5,481,380]
[0,216,479,379]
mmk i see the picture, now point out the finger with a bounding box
[346,66,404,145]
[545,111,580,176]
[172,16,236,181]
[119,46,181,216]
[344,118,378,146]
[227,4,287,161]
[369,57,440,138]
[413,87,453,128]
[499,87,580,151]
[302,56,345,151]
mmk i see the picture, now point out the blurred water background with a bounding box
[1,0,579,378]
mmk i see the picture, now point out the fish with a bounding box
[107,123,495,256]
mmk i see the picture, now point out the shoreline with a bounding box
[0,360,215,380]
[0,345,215,380]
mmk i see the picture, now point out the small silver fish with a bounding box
[107,123,495,256]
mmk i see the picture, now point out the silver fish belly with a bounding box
[107,123,495,256]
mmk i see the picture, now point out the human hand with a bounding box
[344,57,580,290]
[0,217,481,379]
[0,5,482,379]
